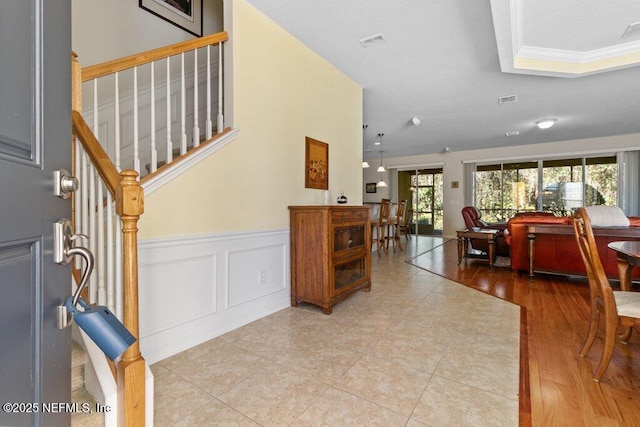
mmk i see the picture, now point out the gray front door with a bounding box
[0,1,72,426]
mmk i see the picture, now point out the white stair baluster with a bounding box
[97,181,105,305]
[193,48,200,148]
[133,66,140,174]
[88,167,97,304]
[180,52,187,155]
[205,45,212,140]
[106,192,115,313]
[166,56,173,165]
[115,72,121,172]
[115,217,123,321]
[217,42,224,133]
[150,61,157,173]
[80,151,89,278]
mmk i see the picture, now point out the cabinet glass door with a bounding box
[334,257,365,292]
[333,226,365,253]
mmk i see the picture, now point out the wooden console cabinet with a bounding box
[289,205,371,314]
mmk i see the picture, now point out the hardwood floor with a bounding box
[408,238,640,427]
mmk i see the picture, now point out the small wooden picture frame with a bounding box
[366,183,377,193]
[305,137,329,190]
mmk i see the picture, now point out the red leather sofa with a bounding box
[505,213,640,278]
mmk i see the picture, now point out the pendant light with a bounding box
[376,134,385,172]
[376,149,387,188]
[362,124,370,167]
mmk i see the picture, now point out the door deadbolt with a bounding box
[54,168,79,199]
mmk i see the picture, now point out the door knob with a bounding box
[54,168,79,199]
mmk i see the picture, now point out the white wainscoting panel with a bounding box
[138,228,290,364]
[227,244,286,308]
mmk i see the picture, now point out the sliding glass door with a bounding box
[398,168,443,235]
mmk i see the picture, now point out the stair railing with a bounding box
[79,31,228,177]
[72,56,146,426]
[70,32,227,424]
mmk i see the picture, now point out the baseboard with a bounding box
[138,228,290,364]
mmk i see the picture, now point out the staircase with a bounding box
[69,31,232,425]
[71,341,104,426]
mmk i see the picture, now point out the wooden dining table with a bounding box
[608,241,640,291]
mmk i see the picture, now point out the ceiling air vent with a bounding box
[498,94,518,105]
[505,130,520,137]
[360,33,386,48]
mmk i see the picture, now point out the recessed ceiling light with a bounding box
[535,118,557,129]
[505,130,520,137]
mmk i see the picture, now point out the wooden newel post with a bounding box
[116,170,146,426]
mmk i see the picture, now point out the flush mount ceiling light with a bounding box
[411,116,422,126]
[535,118,557,129]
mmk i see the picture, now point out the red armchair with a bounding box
[461,206,509,256]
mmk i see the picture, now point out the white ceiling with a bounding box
[246,0,640,159]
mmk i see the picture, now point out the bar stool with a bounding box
[372,198,391,256]
[388,200,407,252]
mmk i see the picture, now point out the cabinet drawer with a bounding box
[331,209,368,222]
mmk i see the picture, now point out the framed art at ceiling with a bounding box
[305,137,329,190]
[140,0,203,37]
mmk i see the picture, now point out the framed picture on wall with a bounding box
[366,183,377,193]
[140,0,203,37]
[305,137,329,190]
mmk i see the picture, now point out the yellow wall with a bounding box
[139,0,363,239]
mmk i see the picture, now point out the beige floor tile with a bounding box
[217,363,329,426]
[275,343,363,384]
[153,371,214,425]
[291,387,408,426]
[433,348,519,399]
[158,337,228,371]
[369,330,449,374]
[149,362,170,378]
[174,398,260,426]
[172,347,271,397]
[412,375,518,426]
[154,237,520,426]
[333,354,431,416]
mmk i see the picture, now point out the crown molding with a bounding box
[491,0,640,78]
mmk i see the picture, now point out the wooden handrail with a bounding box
[82,31,228,81]
[71,110,121,197]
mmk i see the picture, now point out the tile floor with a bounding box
[151,237,520,426]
